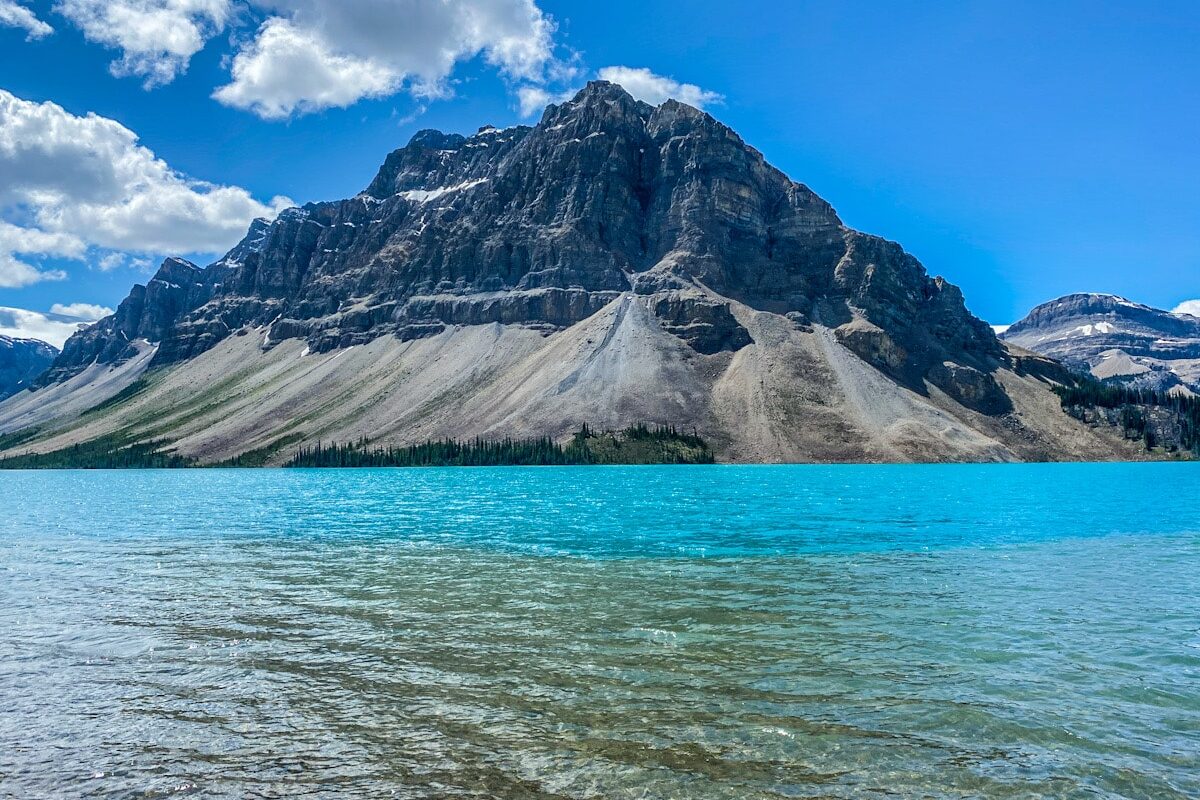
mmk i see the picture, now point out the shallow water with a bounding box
[1,464,1198,798]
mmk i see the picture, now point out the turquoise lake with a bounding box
[1,464,1198,798]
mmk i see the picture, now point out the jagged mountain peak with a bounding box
[0,334,57,400]
[48,80,1000,380]
[23,82,1065,462]
[541,80,654,123]
[152,257,201,281]
[367,81,738,205]
[408,129,467,150]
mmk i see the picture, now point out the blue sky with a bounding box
[1,0,1197,344]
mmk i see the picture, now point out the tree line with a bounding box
[1054,380,1200,453]
[0,436,192,469]
[285,424,715,468]
[0,424,716,469]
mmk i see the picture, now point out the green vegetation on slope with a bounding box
[1054,380,1200,454]
[0,426,42,452]
[216,434,308,467]
[0,432,194,469]
[284,425,715,467]
[0,425,715,469]
[80,376,154,416]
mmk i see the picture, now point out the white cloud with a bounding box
[0,221,78,287]
[0,222,85,261]
[50,302,113,320]
[49,0,564,118]
[991,324,1011,335]
[212,17,399,119]
[515,85,575,117]
[53,0,232,88]
[0,0,54,39]
[214,0,557,118]
[0,254,67,288]
[596,66,722,109]
[97,251,126,271]
[0,306,95,348]
[1173,300,1200,318]
[0,89,292,284]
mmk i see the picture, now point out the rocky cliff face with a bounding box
[5,82,1134,464]
[1002,294,1200,393]
[0,336,56,399]
[41,82,1002,407]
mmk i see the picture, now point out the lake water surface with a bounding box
[1,464,1198,798]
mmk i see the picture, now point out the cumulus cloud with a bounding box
[1173,300,1200,318]
[596,66,722,109]
[49,302,114,322]
[0,89,291,286]
[46,0,582,120]
[51,0,559,117]
[0,0,54,39]
[0,306,100,347]
[0,254,67,288]
[212,17,399,119]
[214,0,557,118]
[53,0,232,88]
[0,221,77,287]
[36,4,722,144]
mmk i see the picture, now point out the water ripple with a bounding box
[0,464,1198,798]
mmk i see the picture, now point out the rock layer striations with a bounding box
[4,83,1142,463]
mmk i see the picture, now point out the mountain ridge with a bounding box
[1002,293,1200,394]
[0,335,58,400]
[42,83,1001,398]
[0,82,1150,464]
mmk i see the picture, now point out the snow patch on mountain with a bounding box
[400,178,489,204]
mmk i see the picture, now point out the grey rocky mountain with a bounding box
[1002,294,1200,394]
[0,83,1146,463]
[44,83,1000,394]
[0,336,57,400]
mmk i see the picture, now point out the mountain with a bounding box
[0,82,1146,464]
[0,336,57,400]
[1002,294,1200,394]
